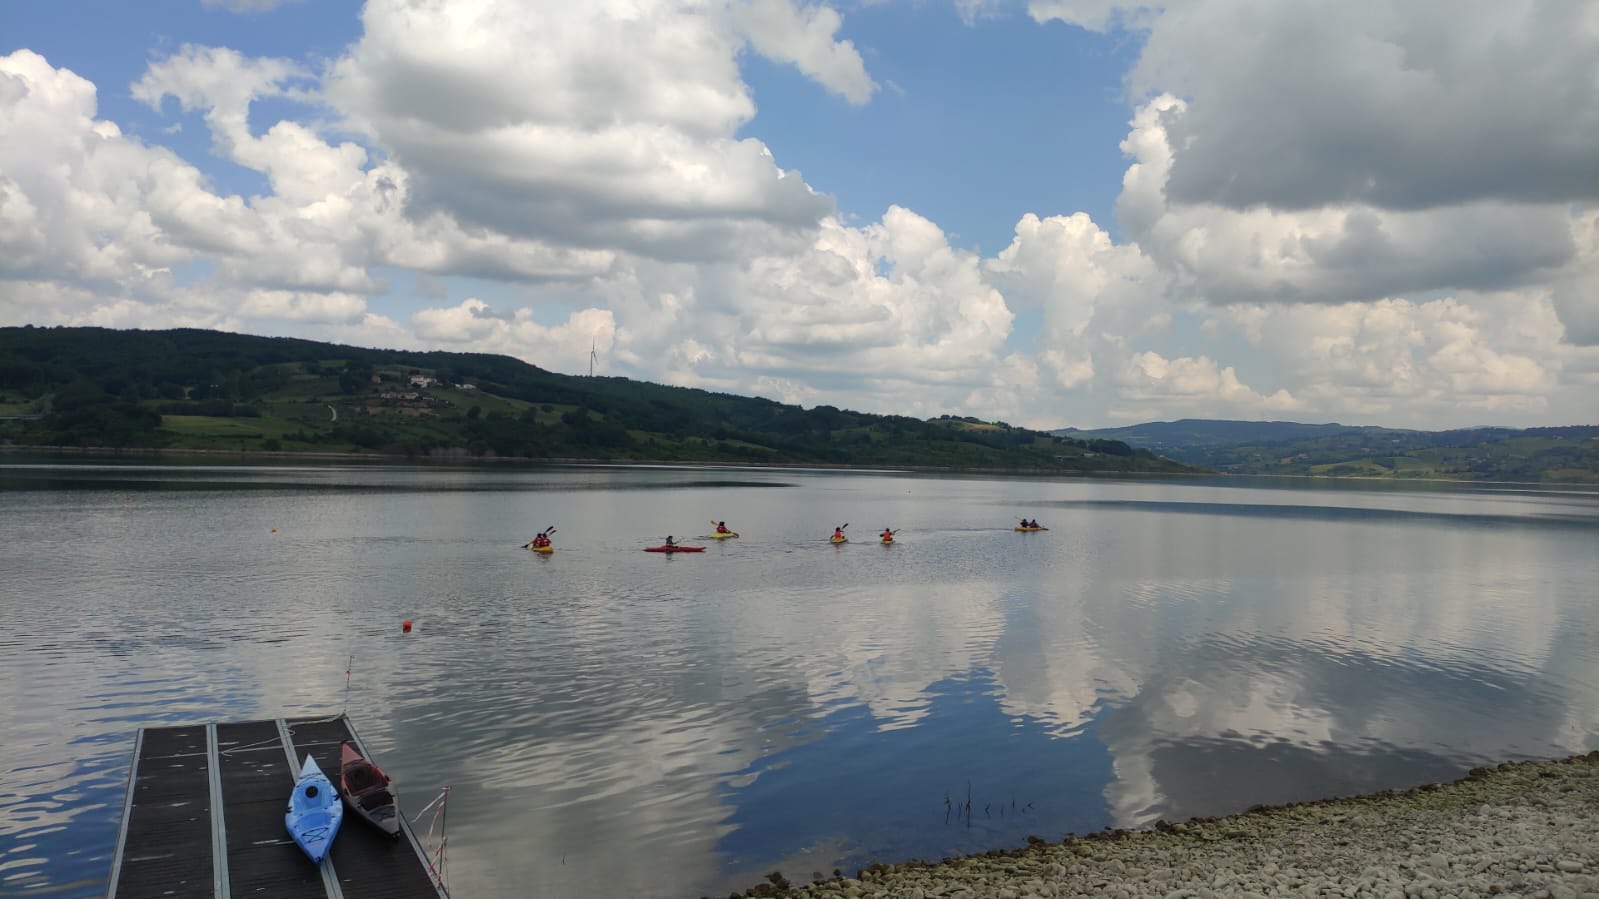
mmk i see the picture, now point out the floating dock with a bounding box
[109,715,447,898]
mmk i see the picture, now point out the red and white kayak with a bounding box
[644,545,705,553]
[339,741,400,837]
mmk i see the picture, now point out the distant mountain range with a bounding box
[1055,419,1599,483]
[0,326,1197,475]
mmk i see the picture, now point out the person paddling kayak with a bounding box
[715,521,732,534]
[833,527,846,541]
[664,535,676,547]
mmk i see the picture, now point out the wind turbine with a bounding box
[589,336,598,377]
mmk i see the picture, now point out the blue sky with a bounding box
[738,7,1140,250]
[2,0,1594,429]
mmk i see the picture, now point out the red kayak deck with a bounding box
[340,741,400,837]
[644,545,705,552]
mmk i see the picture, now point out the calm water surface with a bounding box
[2,462,1596,897]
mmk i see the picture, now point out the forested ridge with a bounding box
[0,326,1194,473]
[1058,419,1599,483]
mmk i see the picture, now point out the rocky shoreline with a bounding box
[726,753,1599,899]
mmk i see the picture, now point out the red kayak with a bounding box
[340,741,399,837]
[644,545,705,553]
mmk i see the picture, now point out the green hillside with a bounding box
[1056,419,1599,483]
[0,326,1198,474]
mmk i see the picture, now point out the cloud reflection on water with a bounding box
[1,468,1595,898]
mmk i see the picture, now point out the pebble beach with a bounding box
[727,752,1599,899]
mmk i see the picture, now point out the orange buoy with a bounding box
[402,620,413,633]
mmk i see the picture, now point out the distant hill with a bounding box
[1055,419,1599,483]
[1056,419,1373,450]
[0,326,1199,474]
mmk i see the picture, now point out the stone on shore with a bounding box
[723,752,1599,899]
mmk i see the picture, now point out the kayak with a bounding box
[340,741,400,837]
[530,544,554,553]
[644,545,705,553]
[285,754,342,863]
[830,536,847,544]
[880,538,894,545]
[1014,526,1049,532]
[708,532,739,539]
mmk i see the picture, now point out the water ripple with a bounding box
[4,465,1596,897]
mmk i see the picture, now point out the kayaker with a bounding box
[833,527,845,541]
[532,534,549,548]
[880,528,893,541]
[716,522,731,534]
[665,535,676,547]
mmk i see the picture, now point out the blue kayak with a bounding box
[285,754,343,863]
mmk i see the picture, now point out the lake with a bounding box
[2,461,1596,897]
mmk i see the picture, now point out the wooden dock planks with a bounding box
[111,716,446,899]
[293,717,446,899]
[216,719,325,897]
[109,725,215,898]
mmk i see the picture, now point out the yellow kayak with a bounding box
[830,536,847,544]
[1015,526,1049,532]
[530,545,553,553]
[709,531,740,539]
